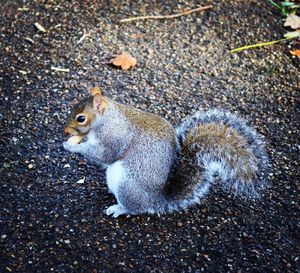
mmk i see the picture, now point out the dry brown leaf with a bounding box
[290,49,300,57]
[110,52,137,70]
[284,14,300,29]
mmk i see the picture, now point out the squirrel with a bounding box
[63,87,268,217]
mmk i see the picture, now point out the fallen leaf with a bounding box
[284,30,300,38]
[34,22,46,32]
[110,52,137,70]
[290,49,300,57]
[76,177,85,184]
[284,14,300,29]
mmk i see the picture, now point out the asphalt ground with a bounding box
[0,1,299,272]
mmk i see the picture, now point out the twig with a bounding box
[119,6,213,23]
[77,33,86,44]
[51,66,70,72]
[77,30,92,45]
[18,7,29,11]
[34,22,46,32]
[25,37,35,44]
[19,70,28,75]
[230,37,292,53]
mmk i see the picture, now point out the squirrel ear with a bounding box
[92,93,103,111]
[90,86,102,96]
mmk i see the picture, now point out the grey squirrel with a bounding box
[63,87,268,217]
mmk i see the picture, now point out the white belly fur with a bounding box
[106,160,125,198]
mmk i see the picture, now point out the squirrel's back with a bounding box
[114,100,176,145]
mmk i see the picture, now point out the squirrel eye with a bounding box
[76,114,86,124]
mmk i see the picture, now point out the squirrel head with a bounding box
[64,87,107,137]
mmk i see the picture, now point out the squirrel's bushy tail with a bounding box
[161,109,269,213]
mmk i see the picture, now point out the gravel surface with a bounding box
[0,1,299,272]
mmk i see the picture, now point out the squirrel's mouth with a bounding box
[64,126,85,144]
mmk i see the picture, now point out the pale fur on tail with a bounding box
[161,109,269,213]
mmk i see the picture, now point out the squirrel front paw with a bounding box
[105,204,127,218]
[63,141,79,153]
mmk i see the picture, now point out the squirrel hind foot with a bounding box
[105,204,127,218]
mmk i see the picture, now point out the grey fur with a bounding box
[64,101,176,216]
[64,102,269,217]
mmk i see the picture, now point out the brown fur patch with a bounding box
[116,102,176,145]
[183,123,257,182]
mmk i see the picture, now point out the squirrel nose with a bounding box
[64,127,71,135]
[64,126,78,135]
